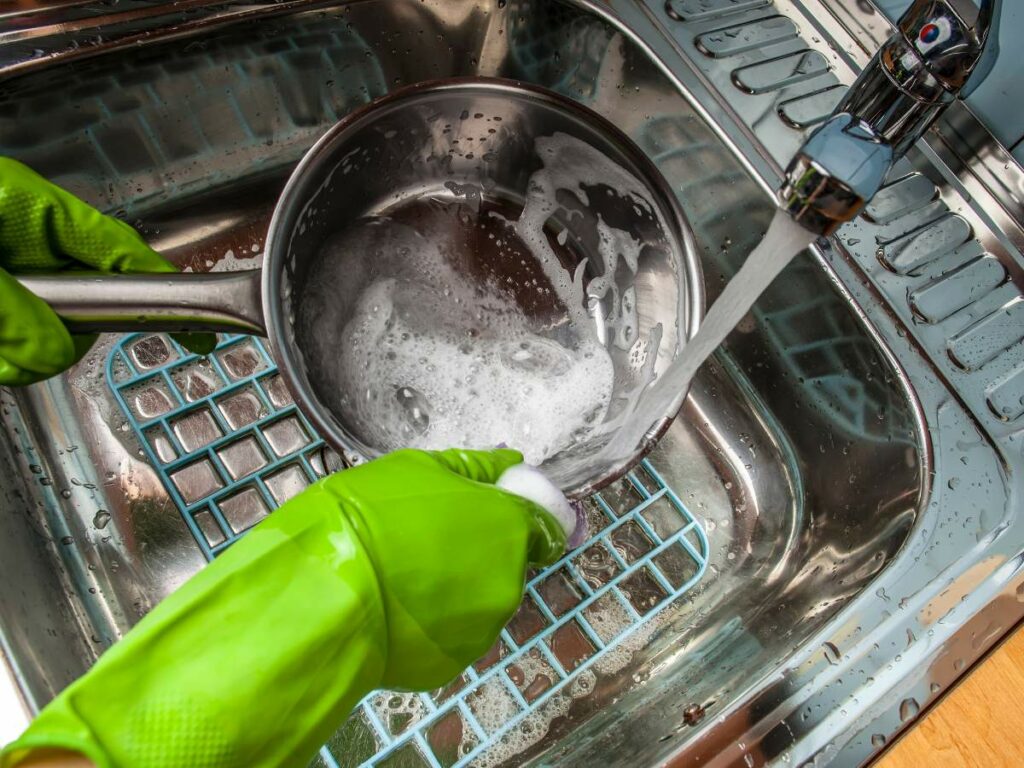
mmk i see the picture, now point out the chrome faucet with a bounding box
[779,0,1002,235]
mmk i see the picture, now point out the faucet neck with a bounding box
[896,0,998,93]
[778,0,1000,236]
[835,0,1000,155]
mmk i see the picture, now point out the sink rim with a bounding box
[4,2,1020,767]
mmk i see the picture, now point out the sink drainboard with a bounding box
[106,332,709,767]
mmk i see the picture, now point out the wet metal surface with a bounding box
[0,1,1020,767]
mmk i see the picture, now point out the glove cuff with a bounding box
[2,485,390,768]
[2,727,111,768]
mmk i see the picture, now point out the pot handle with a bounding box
[16,270,266,335]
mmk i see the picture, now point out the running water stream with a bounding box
[300,132,673,468]
[597,208,816,462]
[302,123,814,475]
[668,210,814,393]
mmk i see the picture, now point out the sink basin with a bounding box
[1,1,1020,767]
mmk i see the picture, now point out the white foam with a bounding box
[182,248,260,273]
[301,131,691,471]
[306,219,614,466]
[496,464,576,537]
[512,133,669,353]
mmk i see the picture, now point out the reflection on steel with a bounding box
[681,702,707,726]
[779,0,1002,235]
[109,333,317,556]
[112,323,711,765]
[0,1,1020,767]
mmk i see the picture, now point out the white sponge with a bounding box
[496,463,577,539]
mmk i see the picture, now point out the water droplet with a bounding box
[899,697,920,722]
[395,386,431,436]
[60,536,74,546]
[823,642,841,665]
[93,510,112,529]
[871,734,887,748]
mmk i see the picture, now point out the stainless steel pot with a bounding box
[19,78,702,497]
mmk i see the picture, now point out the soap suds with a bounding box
[298,132,676,470]
[300,218,613,466]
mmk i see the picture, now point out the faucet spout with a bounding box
[780,0,1001,235]
[779,114,894,236]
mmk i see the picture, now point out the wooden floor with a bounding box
[878,627,1024,767]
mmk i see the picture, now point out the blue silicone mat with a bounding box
[107,332,709,767]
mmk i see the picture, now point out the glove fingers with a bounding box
[1,160,218,358]
[43,200,218,355]
[0,267,77,382]
[0,341,93,385]
[428,449,567,564]
[172,331,218,357]
[428,447,526,484]
[0,158,173,274]
[512,493,567,567]
[0,356,52,386]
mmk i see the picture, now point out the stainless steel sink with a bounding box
[1,1,1022,767]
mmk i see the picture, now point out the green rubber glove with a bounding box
[0,157,214,385]
[1,448,567,768]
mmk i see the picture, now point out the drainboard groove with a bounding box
[657,0,1024,427]
[107,332,711,767]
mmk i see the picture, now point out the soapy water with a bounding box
[298,132,679,468]
[298,208,618,467]
[298,125,812,475]
[591,208,815,464]
[504,132,676,349]
[332,249,614,466]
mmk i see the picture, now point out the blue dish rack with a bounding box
[108,332,710,768]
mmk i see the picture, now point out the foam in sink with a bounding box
[108,332,709,768]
